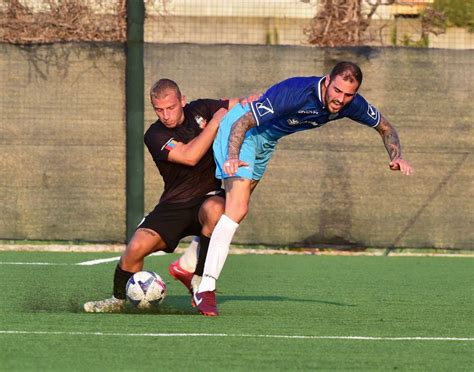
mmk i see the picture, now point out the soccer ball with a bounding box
[126,271,167,310]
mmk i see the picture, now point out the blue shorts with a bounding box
[213,104,277,180]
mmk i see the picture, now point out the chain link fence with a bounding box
[0,0,472,248]
[2,1,470,48]
[143,0,473,49]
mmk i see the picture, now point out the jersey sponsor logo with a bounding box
[298,109,319,114]
[367,104,378,120]
[255,98,274,117]
[162,138,177,151]
[195,115,207,129]
[328,113,339,120]
[287,118,320,127]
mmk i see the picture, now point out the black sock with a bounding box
[113,264,134,300]
[194,234,210,276]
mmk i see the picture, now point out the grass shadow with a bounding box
[20,292,354,316]
[217,295,356,307]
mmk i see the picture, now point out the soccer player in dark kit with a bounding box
[84,79,257,312]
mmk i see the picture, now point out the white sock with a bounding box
[178,236,200,272]
[191,275,202,293]
[198,215,239,293]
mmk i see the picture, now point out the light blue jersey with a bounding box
[214,76,381,180]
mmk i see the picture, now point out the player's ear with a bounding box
[181,95,186,107]
[324,74,331,87]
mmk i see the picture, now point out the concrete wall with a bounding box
[1,42,472,249]
[0,43,126,241]
[144,44,473,250]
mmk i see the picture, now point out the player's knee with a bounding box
[123,242,145,263]
[225,200,249,222]
[203,198,225,219]
[123,238,156,263]
[236,205,249,221]
[200,197,225,230]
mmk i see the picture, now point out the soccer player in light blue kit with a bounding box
[193,61,413,316]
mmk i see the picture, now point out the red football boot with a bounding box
[168,259,193,295]
[193,290,219,317]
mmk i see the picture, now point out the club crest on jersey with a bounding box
[367,104,379,120]
[255,98,274,117]
[195,115,207,129]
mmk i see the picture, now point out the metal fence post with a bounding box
[126,0,145,243]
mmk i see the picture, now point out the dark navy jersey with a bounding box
[144,99,228,204]
[249,76,380,140]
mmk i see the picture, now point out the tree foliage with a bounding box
[433,0,474,31]
[0,0,127,44]
[304,0,394,47]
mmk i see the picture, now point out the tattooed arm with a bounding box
[223,111,257,176]
[375,115,413,175]
[228,111,257,158]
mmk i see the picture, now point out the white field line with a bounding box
[0,251,167,267]
[0,330,472,341]
[0,262,68,266]
[1,244,473,257]
[75,256,121,266]
[76,251,166,266]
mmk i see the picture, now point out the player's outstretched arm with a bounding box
[375,115,413,176]
[224,111,257,176]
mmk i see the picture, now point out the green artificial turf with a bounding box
[0,251,472,370]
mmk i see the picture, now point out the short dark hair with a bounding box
[329,61,363,86]
[150,78,182,100]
